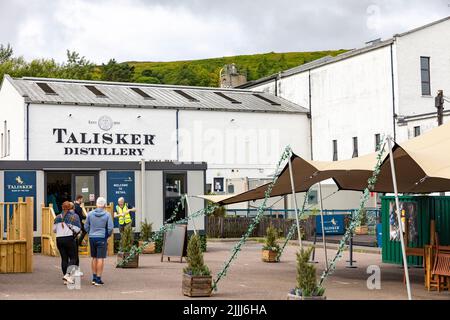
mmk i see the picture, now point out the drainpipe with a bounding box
[390,43,397,141]
[308,70,314,160]
[176,109,180,161]
[140,159,146,228]
[26,103,30,161]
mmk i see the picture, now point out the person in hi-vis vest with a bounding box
[114,197,136,233]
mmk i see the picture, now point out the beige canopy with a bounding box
[209,121,450,205]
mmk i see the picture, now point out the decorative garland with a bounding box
[318,137,386,286]
[116,195,219,267]
[211,146,293,291]
[276,188,311,261]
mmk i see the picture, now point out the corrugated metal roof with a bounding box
[5,75,308,114]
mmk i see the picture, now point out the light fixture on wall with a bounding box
[68,113,72,117]
[137,115,142,119]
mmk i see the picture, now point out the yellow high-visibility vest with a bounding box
[116,204,132,225]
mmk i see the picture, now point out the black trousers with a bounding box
[56,236,77,275]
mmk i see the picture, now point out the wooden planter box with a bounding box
[182,274,212,297]
[287,293,327,300]
[355,226,368,235]
[116,252,139,268]
[262,249,279,262]
[139,241,156,254]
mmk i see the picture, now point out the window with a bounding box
[174,90,199,102]
[164,173,186,221]
[420,57,431,96]
[375,134,381,151]
[253,93,281,106]
[130,87,155,100]
[352,137,359,158]
[332,140,338,161]
[37,82,58,95]
[214,92,241,104]
[85,85,107,97]
[414,126,421,137]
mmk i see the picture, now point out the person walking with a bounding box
[53,201,81,285]
[74,195,87,246]
[114,197,136,234]
[84,197,114,286]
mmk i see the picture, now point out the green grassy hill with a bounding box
[127,50,347,87]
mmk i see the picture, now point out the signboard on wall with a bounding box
[107,171,135,228]
[29,106,177,161]
[4,171,37,231]
[213,177,224,193]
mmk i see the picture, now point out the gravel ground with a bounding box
[0,241,449,300]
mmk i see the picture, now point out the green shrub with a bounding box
[295,247,325,297]
[262,225,280,252]
[154,236,163,253]
[119,224,134,253]
[139,219,153,242]
[183,234,210,276]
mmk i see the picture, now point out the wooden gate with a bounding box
[41,204,58,257]
[82,203,115,256]
[0,197,34,273]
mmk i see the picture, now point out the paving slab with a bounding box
[0,241,448,300]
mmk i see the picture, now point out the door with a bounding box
[73,173,99,207]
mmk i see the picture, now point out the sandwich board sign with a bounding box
[161,224,187,263]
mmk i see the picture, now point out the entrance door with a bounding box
[46,172,99,213]
[73,173,99,207]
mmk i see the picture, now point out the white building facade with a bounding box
[240,17,450,162]
[0,75,310,235]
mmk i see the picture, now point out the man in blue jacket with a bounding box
[85,197,114,286]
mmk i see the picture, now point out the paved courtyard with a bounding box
[0,241,449,300]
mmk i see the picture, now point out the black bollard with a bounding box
[308,228,318,264]
[346,232,357,268]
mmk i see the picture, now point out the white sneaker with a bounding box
[63,274,75,284]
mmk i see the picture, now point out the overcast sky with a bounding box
[0,0,449,63]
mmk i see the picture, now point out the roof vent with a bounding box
[85,85,107,98]
[174,90,199,102]
[365,38,382,46]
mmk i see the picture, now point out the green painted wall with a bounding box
[381,196,450,266]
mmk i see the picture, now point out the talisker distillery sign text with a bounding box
[52,128,156,156]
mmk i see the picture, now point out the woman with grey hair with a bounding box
[84,197,114,286]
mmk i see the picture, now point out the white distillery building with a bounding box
[238,16,450,205]
[0,75,309,235]
[239,17,450,160]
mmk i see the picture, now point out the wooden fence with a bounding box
[83,204,115,256]
[206,216,315,239]
[41,204,58,257]
[0,197,34,273]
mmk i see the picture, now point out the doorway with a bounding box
[45,172,99,214]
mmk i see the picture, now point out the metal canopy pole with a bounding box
[387,135,412,300]
[318,182,329,271]
[288,158,303,250]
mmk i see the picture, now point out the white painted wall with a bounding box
[187,170,205,232]
[310,45,395,161]
[145,170,164,230]
[395,18,450,118]
[0,77,26,160]
[177,109,310,185]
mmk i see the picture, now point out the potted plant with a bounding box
[355,209,369,235]
[139,219,155,254]
[288,247,326,300]
[262,225,280,262]
[182,234,212,297]
[116,224,139,268]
